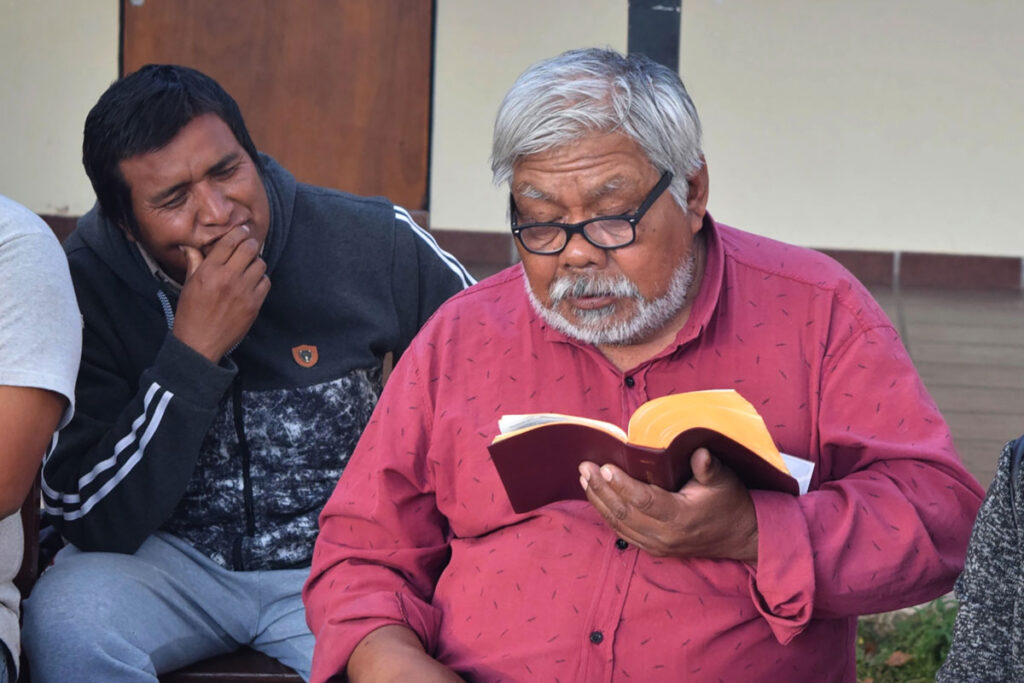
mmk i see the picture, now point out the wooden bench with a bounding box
[159,649,301,682]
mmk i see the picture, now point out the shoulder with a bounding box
[293,182,397,230]
[716,221,891,329]
[0,195,61,251]
[413,266,525,335]
[0,197,71,289]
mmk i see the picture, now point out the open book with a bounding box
[488,389,813,513]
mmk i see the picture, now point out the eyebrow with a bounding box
[148,152,241,205]
[514,183,550,201]
[584,177,627,202]
[513,176,630,203]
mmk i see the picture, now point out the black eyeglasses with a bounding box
[510,171,674,255]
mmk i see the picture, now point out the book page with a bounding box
[626,390,787,473]
[495,413,627,442]
[780,453,814,495]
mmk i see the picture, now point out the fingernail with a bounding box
[579,475,589,491]
[600,466,613,482]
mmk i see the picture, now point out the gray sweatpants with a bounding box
[22,532,312,682]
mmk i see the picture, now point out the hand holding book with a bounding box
[488,389,814,513]
[579,447,760,562]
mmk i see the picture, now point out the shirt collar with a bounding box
[136,243,183,293]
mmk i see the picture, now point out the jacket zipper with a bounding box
[232,378,257,570]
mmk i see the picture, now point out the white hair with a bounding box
[492,48,704,211]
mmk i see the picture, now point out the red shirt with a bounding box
[305,218,983,682]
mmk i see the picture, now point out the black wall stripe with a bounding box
[627,0,682,71]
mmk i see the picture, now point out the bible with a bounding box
[488,389,813,513]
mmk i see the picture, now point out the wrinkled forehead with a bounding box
[511,133,654,190]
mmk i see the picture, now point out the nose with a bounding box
[559,231,607,271]
[194,181,232,227]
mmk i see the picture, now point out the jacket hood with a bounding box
[69,153,296,300]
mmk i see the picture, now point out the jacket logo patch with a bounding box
[292,345,319,368]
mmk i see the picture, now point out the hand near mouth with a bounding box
[171,224,271,363]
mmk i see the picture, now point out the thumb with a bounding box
[690,448,722,487]
[180,245,203,280]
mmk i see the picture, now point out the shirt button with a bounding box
[624,376,635,388]
[589,630,604,644]
[615,538,628,550]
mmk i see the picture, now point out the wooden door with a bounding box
[122,0,433,213]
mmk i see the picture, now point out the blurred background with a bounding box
[2,0,1022,484]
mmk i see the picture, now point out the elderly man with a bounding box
[22,65,472,681]
[304,48,983,682]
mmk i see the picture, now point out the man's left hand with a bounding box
[579,448,759,563]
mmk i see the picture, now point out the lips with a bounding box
[567,294,618,310]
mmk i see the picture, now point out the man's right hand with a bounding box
[346,625,463,683]
[172,225,270,363]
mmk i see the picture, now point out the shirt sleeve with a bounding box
[304,339,450,682]
[746,321,984,644]
[936,438,1021,682]
[0,230,81,422]
[40,259,236,554]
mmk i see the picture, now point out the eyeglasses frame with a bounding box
[509,170,675,255]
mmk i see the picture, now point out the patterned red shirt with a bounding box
[305,217,983,682]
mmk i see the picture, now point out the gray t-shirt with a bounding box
[0,194,80,675]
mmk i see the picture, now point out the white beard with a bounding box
[525,251,696,346]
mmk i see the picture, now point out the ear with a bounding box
[685,157,709,232]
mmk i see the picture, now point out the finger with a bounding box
[580,472,666,553]
[689,448,721,487]
[180,245,204,280]
[242,255,268,287]
[204,225,253,264]
[581,462,673,523]
[579,461,627,522]
[254,273,271,300]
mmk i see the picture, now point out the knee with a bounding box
[24,555,124,635]
[22,553,143,672]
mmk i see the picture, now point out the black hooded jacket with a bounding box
[42,155,472,570]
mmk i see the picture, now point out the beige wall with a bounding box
[432,0,1024,259]
[0,0,118,215]
[680,0,1024,256]
[431,0,627,235]
[1,1,1020,258]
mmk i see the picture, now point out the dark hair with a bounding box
[82,64,262,235]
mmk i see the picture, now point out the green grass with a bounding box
[856,597,958,682]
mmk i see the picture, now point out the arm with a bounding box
[0,387,66,517]
[0,224,80,516]
[579,321,982,644]
[43,226,265,552]
[748,324,984,642]
[936,438,1021,681]
[346,625,463,683]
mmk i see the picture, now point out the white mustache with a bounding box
[549,275,641,303]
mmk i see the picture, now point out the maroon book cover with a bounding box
[488,423,799,514]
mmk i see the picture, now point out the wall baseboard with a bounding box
[431,228,1024,291]
[42,214,1021,291]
